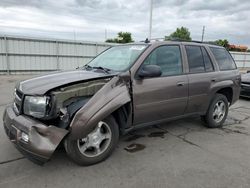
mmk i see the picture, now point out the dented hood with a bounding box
[18,70,115,95]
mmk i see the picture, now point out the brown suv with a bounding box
[3,41,241,166]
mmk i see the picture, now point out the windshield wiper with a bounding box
[92,66,111,74]
[83,64,93,70]
[82,64,111,74]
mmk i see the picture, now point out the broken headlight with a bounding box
[23,96,50,118]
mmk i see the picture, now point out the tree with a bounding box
[214,39,229,49]
[105,32,134,43]
[165,27,192,41]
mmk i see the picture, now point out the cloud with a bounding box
[0,0,249,47]
[0,0,43,7]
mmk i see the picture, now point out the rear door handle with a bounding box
[177,82,185,86]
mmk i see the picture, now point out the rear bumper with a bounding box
[3,106,68,165]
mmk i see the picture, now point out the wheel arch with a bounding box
[111,102,133,135]
[68,76,132,140]
[210,80,234,104]
[215,87,233,104]
[204,80,234,114]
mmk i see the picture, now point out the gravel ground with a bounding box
[0,75,250,188]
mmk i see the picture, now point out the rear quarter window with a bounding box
[210,47,236,70]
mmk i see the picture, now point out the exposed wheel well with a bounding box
[216,87,233,104]
[111,102,132,134]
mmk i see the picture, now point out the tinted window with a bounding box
[201,47,214,72]
[210,47,236,70]
[143,45,182,76]
[185,46,205,73]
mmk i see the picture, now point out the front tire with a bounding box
[204,94,229,128]
[65,115,119,166]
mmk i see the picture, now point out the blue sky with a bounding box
[0,0,249,47]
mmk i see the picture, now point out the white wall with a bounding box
[229,51,250,68]
[1,36,249,74]
[0,36,113,74]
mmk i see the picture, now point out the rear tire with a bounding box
[204,94,229,128]
[64,115,119,166]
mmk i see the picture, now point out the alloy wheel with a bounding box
[77,121,112,158]
[212,100,226,123]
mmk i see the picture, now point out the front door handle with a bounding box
[211,78,217,82]
[177,82,185,86]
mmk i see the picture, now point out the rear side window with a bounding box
[210,47,236,70]
[201,47,214,72]
[185,46,205,73]
[186,45,214,73]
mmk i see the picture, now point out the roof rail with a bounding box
[141,38,165,43]
[165,37,223,47]
[140,37,222,47]
[165,37,203,43]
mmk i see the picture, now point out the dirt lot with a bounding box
[0,75,250,188]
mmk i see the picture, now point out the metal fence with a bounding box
[0,35,250,74]
[0,36,113,74]
[229,51,250,69]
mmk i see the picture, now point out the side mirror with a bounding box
[138,65,162,78]
[247,70,250,73]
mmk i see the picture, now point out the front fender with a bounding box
[68,76,131,140]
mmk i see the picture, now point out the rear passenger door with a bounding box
[185,45,218,114]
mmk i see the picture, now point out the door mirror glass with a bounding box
[138,65,162,78]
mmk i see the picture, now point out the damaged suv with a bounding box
[3,41,241,166]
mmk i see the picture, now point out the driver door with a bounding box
[132,45,188,125]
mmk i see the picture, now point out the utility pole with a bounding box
[149,0,153,40]
[201,26,205,42]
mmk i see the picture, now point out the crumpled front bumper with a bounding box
[3,106,68,165]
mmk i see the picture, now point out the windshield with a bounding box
[87,45,147,71]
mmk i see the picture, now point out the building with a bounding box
[229,44,248,52]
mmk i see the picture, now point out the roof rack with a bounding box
[141,37,221,47]
[141,38,165,43]
[165,37,208,44]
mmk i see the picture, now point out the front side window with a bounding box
[88,45,147,71]
[142,45,182,76]
[210,47,236,70]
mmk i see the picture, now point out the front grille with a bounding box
[16,89,23,99]
[13,89,23,114]
[241,82,250,90]
[241,90,250,97]
[242,81,250,84]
